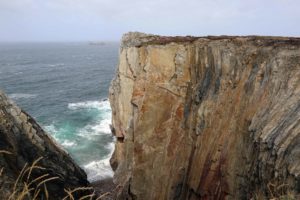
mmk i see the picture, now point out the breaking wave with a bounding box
[68,100,109,110]
[44,99,114,181]
[83,142,115,181]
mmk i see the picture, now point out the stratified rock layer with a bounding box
[0,91,89,199]
[109,32,300,199]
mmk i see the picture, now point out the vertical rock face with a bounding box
[0,91,89,199]
[109,32,300,199]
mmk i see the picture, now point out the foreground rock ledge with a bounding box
[0,91,89,199]
[109,32,300,199]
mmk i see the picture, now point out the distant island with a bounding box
[88,41,106,45]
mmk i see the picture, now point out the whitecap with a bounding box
[91,118,111,134]
[61,140,77,147]
[45,98,115,181]
[43,124,62,143]
[43,124,70,153]
[68,100,112,138]
[77,114,112,140]
[105,141,115,153]
[68,100,105,110]
[48,63,65,67]
[44,124,57,134]
[83,157,114,181]
[9,93,37,100]
[83,139,115,181]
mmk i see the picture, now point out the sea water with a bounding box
[0,42,119,181]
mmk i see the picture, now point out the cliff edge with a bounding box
[0,91,90,199]
[109,32,300,199]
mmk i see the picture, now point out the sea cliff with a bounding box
[109,32,300,199]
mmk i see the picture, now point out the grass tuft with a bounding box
[0,151,98,200]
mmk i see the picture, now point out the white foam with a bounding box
[48,63,65,67]
[44,124,60,140]
[77,119,111,139]
[69,100,112,139]
[84,156,114,181]
[68,100,110,110]
[74,99,115,181]
[43,124,71,152]
[84,139,115,181]
[9,93,37,100]
[91,118,111,134]
[105,141,115,153]
[44,125,77,147]
[45,99,115,181]
[44,124,57,134]
[61,140,77,147]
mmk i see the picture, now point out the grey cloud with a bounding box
[0,0,299,41]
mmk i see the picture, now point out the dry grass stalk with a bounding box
[96,192,111,200]
[252,180,297,200]
[62,187,94,200]
[0,167,4,176]
[36,176,59,188]
[13,162,28,192]
[0,150,12,154]
[28,173,49,187]
[32,188,41,200]
[1,151,99,200]
[63,189,75,200]
[25,157,44,182]
[6,156,60,200]
[44,183,49,200]
[79,193,96,200]
[15,183,33,200]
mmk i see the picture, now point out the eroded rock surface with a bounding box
[109,32,300,199]
[0,91,89,199]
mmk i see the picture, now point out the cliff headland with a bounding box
[109,32,300,199]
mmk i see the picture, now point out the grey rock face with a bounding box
[0,91,90,199]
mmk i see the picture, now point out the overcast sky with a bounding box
[0,0,299,42]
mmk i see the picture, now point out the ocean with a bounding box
[0,42,119,182]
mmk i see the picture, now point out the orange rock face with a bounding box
[109,32,300,199]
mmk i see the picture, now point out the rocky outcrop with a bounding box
[109,32,300,199]
[0,91,89,199]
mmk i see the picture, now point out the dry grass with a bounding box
[252,180,298,200]
[0,150,98,200]
[0,150,12,155]
[267,181,298,200]
[96,192,111,200]
[63,187,95,200]
[7,156,60,200]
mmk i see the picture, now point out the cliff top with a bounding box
[121,32,300,48]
